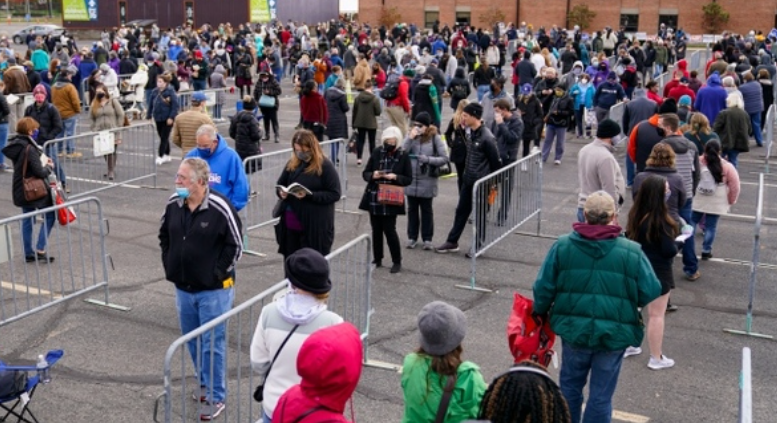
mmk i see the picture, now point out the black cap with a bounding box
[414,112,432,127]
[463,103,483,119]
[597,119,621,139]
[284,248,332,294]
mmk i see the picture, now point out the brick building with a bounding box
[358,0,777,36]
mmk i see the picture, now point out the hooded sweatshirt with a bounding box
[694,73,728,124]
[185,134,249,211]
[271,322,361,423]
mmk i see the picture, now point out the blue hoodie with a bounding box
[569,82,595,110]
[185,134,249,211]
[694,73,727,125]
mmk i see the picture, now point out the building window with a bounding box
[424,11,439,29]
[659,14,678,30]
[455,11,470,27]
[620,14,639,32]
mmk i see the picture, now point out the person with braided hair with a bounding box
[477,361,571,423]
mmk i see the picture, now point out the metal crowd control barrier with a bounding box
[6,93,35,136]
[457,152,542,292]
[764,104,775,174]
[0,197,129,327]
[724,173,774,339]
[81,73,135,109]
[608,102,626,136]
[739,347,752,423]
[178,87,234,120]
[42,122,158,199]
[154,234,384,423]
[241,139,348,257]
[657,72,671,91]
[689,51,700,73]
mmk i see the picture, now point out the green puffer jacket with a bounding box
[533,230,661,351]
[401,353,487,423]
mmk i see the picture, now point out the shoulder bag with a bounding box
[259,94,277,108]
[253,324,300,402]
[434,375,457,423]
[22,145,48,202]
[428,138,451,178]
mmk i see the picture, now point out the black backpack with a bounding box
[380,75,400,100]
[0,369,27,398]
[451,82,468,100]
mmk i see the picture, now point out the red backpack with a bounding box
[507,292,556,366]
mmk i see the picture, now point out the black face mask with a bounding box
[383,143,396,152]
[656,127,667,137]
[96,92,106,99]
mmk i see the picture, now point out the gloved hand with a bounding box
[417,154,429,163]
[531,311,548,326]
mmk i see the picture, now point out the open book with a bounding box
[276,183,312,196]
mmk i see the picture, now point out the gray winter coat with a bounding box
[401,132,449,198]
[209,65,227,105]
[90,97,125,132]
[324,87,349,140]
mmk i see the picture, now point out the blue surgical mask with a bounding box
[176,187,190,199]
[31,129,39,140]
[198,146,213,158]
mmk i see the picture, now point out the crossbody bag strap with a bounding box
[291,405,325,423]
[434,375,457,423]
[264,324,300,381]
[22,144,31,178]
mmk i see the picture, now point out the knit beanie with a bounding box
[463,102,483,119]
[417,301,467,356]
[32,84,46,97]
[381,126,403,142]
[284,248,332,294]
[659,98,678,114]
[596,119,621,139]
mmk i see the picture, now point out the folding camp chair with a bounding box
[0,350,64,423]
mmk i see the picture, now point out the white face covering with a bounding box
[275,282,328,325]
[612,134,625,146]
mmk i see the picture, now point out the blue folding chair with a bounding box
[0,350,64,423]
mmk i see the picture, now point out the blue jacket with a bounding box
[185,134,249,211]
[569,83,595,110]
[77,58,98,91]
[694,73,728,124]
[593,81,625,109]
[148,85,179,122]
[431,39,447,56]
[168,45,183,62]
[738,80,764,115]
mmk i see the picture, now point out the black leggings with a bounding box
[356,128,376,160]
[370,214,401,264]
[156,121,172,157]
[260,107,279,137]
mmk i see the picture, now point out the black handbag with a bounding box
[428,138,452,178]
[253,324,299,402]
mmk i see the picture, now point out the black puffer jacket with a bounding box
[324,87,349,140]
[253,74,282,110]
[463,125,502,185]
[24,101,62,146]
[2,135,53,209]
[229,110,263,160]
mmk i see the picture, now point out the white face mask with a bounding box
[612,134,625,146]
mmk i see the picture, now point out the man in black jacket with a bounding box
[159,157,242,421]
[437,103,502,256]
[491,99,523,225]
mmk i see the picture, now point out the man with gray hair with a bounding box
[185,124,249,211]
[533,191,660,423]
[159,157,243,421]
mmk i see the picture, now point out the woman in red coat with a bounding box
[299,80,328,141]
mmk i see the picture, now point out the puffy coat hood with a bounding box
[707,73,722,87]
[214,64,226,75]
[572,60,584,70]
[761,53,774,66]
[355,90,376,104]
[2,134,38,163]
[676,59,687,72]
[454,67,466,79]
[297,322,363,413]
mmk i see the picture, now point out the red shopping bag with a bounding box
[55,190,77,226]
[507,292,556,366]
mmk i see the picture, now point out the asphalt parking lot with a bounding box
[1,70,777,422]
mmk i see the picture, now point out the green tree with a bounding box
[702,1,730,34]
[567,4,597,31]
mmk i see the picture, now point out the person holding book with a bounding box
[275,129,342,258]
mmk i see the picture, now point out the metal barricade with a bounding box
[739,347,752,423]
[690,50,701,73]
[724,173,774,339]
[154,234,375,423]
[607,55,617,69]
[177,87,234,121]
[42,122,158,199]
[608,102,626,136]
[657,72,671,91]
[0,197,128,326]
[457,152,542,291]
[241,139,347,257]
[81,73,135,110]
[765,104,775,173]
[7,93,36,136]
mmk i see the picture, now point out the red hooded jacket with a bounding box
[272,323,363,423]
[386,76,411,113]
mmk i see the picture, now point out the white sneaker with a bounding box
[554,160,561,165]
[530,146,540,155]
[623,346,642,358]
[648,355,675,370]
[406,239,418,249]
[162,155,172,163]
[155,157,163,166]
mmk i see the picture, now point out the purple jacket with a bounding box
[694,73,728,124]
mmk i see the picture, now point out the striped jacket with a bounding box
[159,189,242,292]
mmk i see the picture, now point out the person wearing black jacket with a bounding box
[541,86,574,165]
[229,97,263,173]
[359,126,412,274]
[444,99,470,191]
[473,60,495,102]
[437,103,502,255]
[24,84,64,187]
[119,52,138,75]
[253,71,282,143]
[446,67,470,111]
[159,157,242,420]
[516,83,544,157]
[144,55,164,113]
[2,118,56,263]
[491,99,523,225]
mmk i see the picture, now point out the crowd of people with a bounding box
[0,14,770,423]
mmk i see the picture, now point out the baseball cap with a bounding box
[191,91,208,102]
[583,191,616,222]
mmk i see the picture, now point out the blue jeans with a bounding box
[21,206,56,257]
[625,155,635,186]
[723,150,739,168]
[692,212,720,254]
[542,124,566,162]
[176,287,234,403]
[0,123,8,167]
[262,410,271,423]
[192,80,207,91]
[679,198,698,275]
[212,104,222,119]
[750,112,762,146]
[58,116,78,154]
[476,85,490,102]
[653,64,664,78]
[560,343,625,423]
[145,88,154,113]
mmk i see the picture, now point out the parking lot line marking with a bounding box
[740,181,777,188]
[612,410,651,423]
[1,280,62,298]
